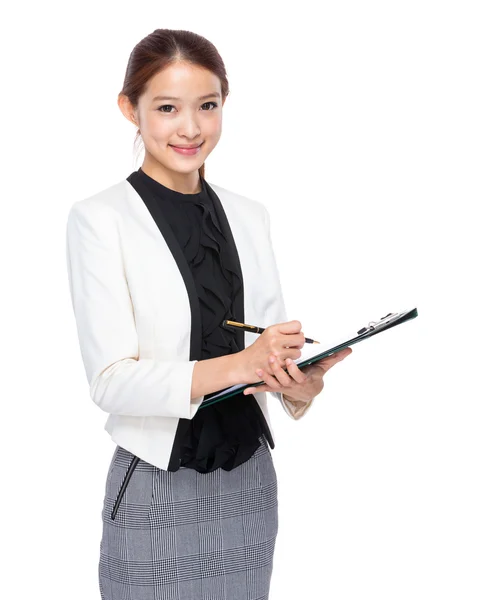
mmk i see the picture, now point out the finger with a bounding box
[268,355,293,387]
[259,362,285,390]
[327,348,351,359]
[243,385,272,396]
[316,348,352,371]
[284,358,307,383]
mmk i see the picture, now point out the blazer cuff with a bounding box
[271,390,316,420]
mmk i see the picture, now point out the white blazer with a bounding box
[65,176,315,470]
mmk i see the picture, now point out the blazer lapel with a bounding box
[127,174,246,362]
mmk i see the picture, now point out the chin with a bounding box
[165,161,206,174]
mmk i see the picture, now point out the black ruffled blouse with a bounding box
[126,168,274,473]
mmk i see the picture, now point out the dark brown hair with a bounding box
[119,29,230,180]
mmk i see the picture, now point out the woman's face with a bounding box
[121,61,224,180]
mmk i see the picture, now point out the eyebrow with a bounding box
[152,92,221,102]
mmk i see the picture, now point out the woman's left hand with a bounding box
[242,346,353,402]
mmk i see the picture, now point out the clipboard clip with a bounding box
[357,312,399,335]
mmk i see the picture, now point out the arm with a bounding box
[66,200,242,418]
[262,206,316,420]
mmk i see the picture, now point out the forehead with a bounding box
[145,62,221,99]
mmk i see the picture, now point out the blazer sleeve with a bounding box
[65,199,205,418]
[262,205,316,420]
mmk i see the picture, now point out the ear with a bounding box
[117,93,139,127]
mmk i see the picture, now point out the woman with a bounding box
[65,28,351,600]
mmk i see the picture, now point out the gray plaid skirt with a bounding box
[99,433,279,600]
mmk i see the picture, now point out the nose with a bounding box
[177,111,201,140]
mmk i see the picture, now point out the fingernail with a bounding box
[286,358,292,365]
[269,356,275,363]
[257,369,263,376]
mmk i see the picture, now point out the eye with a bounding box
[202,101,218,110]
[157,101,218,113]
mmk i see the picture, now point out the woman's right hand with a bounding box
[237,320,305,383]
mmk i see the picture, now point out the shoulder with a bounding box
[67,179,128,213]
[65,179,130,227]
[207,181,268,221]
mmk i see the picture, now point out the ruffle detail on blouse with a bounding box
[167,196,273,472]
[180,199,242,357]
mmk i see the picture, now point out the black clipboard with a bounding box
[197,307,418,410]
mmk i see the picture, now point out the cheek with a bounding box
[209,118,222,138]
[203,122,222,150]
[142,114,172,143]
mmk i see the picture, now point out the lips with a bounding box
[169,143,203,156]
[169,143,203,149]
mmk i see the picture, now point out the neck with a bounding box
[141,156,201,194]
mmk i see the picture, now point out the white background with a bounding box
[2,1,488,598]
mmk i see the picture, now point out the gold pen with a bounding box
[221,319,320,344]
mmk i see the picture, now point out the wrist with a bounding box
[230,351,247,385]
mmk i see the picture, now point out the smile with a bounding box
[169,143,203,156]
